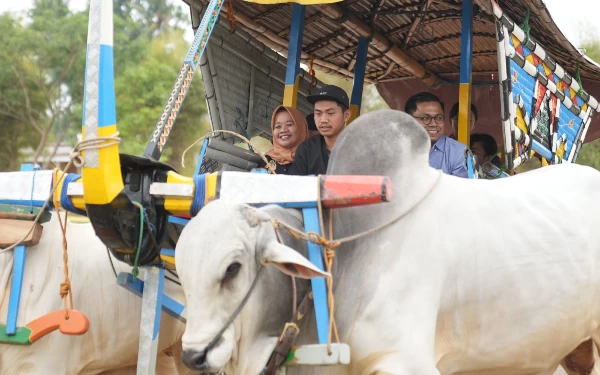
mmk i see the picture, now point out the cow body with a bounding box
[176,110,600,375]
[0,213,186,374]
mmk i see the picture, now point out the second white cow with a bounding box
[0,213,186,374]
[175,110,600,375]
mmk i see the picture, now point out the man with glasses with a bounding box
[404,92,468,178]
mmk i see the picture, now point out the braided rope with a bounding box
[268,171,443,352]
[54,207,74,319]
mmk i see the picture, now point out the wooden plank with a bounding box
[283,343,351,366]
[0,219,43,247]
[0,204,52,223]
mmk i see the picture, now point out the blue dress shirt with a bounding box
[429,136,468,178]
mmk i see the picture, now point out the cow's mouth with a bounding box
[182,348,227,373]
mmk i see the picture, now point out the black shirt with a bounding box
[257,155,294,175]
[288,134,330,176]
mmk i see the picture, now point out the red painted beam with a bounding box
[321,175,392,209]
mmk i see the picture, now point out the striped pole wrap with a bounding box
[144,0,225,160]
[81,0,124,205]
[491,0,599,169]
[495,20,516,170]
[492,1,600,117]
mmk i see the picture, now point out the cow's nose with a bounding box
[182,349,209,370]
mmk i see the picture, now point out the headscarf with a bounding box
[266,105,309,165]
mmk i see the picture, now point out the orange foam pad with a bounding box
[321,176,392,209]
[27,309,89,343]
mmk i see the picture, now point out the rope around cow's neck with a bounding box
[269,170,443,247]
[268,170,443,353]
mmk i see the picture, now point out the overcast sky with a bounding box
[1,0,598,47]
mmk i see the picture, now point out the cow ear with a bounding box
[261,241,329,279]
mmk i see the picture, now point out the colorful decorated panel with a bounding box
[492,1,599,170]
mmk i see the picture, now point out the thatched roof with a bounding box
[182,0,600,142]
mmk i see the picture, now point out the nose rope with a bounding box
[204,265,265,353]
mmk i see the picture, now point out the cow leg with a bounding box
[561,339,595,375]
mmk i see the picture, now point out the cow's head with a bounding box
[176,200,328,374]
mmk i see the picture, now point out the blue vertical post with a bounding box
[301,207,329,345]
[466,151,475,179]
[193,138,209,176]
[349,37,368,124]
[6,163,36,335]
[283,4,305,108]
[458,0,473,147]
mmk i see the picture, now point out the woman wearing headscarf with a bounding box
[262,105,309,174]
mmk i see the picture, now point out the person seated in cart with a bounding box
[449,102,479,140]
[306,113,320,137]
[404,92,468,178]
[449,101,479,140]
[260,105,310,174]
[470,133,502,168]
[289,85,352,176]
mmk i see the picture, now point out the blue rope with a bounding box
[191,174,206,217]
[29,168,37,214]
[60,173,87,216]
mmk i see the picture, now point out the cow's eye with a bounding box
[225,262,241,278]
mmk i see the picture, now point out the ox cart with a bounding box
[1,0,600,374]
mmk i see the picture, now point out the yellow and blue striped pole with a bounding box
[81,0,123,205]
[282,3,305,108]
[349,37,368,124]
[458,0,473,147]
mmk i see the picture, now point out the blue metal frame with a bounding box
[118,272,186,322]
[350,37,369,114]
[6,163,37,336]
[466,151,475,179]
[301,207,329,345]
[193,138,209,177]
[285,4,306,87]
[532,139,553,161]
[459,0,473,84]
[457,0,473,146]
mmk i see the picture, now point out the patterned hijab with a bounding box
[266,106,310,165]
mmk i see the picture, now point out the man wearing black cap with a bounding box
[289,85,352,176]
[305,113,320,137]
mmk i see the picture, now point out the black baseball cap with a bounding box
[306,85,350,109]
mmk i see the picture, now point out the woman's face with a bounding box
[273,110,298,148]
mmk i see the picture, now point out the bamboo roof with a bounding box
[182,0,600,143]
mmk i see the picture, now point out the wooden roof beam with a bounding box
[231,10,375,83]
[402,0,435,48]
[316,3,441,87]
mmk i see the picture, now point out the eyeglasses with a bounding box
[413,115,444,125]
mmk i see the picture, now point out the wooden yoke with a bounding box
[64,171,392,217]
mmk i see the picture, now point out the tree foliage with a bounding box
[0,0,207,172]
[570,36,600,170]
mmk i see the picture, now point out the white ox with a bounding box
[0,212,188,374]
[175,109,600,375]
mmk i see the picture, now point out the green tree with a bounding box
[572,34,600,170]
[114,28,208,174]
[0,4,84,169]
[0,0,207,172]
